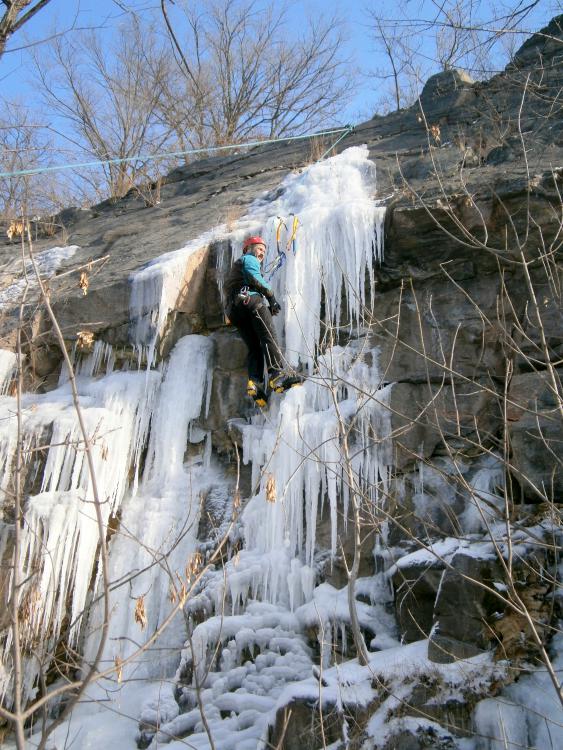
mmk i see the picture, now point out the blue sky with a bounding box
[2,0,558,123]
[0,0,558,196]
[1,0,373,119]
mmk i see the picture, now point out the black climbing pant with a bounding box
[228,295,283,382]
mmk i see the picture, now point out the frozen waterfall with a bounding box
[1,146,395,747]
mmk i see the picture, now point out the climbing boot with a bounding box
[268,371,305,394]
[247,379,269,408]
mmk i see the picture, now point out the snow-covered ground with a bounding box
[0,244,79,306]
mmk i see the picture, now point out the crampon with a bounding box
[268,372,305,394]
[246,379,269,408]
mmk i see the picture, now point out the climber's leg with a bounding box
[229,302,269,406]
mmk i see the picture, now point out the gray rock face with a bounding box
[429,550,501,662]
[435,548,553,664]
[507,371,563,502]
[419,68,475,114]
[393,541,554,665]
[393,557,445,643]
[389,379,502,471]
[268,698,344,750]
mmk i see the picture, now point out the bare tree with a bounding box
[0,104,80,228]
[366,0,549,112]
[159,0,353,149]
[0,1,53,59]
[33,16,175,199]
[367,12,426,113]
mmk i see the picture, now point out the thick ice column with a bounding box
[83,335,214,680]
[231,149,390,608]
[0,368,161,704]
[144,335,214,482]
[238,348,393,609]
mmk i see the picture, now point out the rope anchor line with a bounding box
[0,125,356,180]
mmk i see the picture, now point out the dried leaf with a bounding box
[430,124,441,144]
[177,581,188,605]
[266,474,276,504]
[134,595,147,630]
[232,550,240,568]
[115,656,123,684]
[185,551,202,580]
[101,443,109,461]
[168,584,177,604]
[79,271,89,296]
[7,220,26,240]
[76,330,94,351]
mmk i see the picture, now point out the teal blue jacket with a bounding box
[240,254,272,296]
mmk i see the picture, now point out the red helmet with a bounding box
[243,235,266,253]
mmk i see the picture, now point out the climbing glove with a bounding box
[270,297,281,316]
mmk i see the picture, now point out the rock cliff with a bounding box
[0,15,561,750]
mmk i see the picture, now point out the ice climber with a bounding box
[224,235,303,407]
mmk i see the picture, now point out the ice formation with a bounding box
[228,146,385,370]
[234,356,393,611]
[129,230,223,368]
[82,335,212,678]
[172,147,396,746]
[0,331,217,705]
[0,349,17,394]
[220,147,391,610]
[0,366,161,702]
[2,145,556,750]
[75,339,116,378]
[0,245,79,306]
[83,335,215,680]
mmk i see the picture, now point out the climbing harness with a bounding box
[240,286,251,305]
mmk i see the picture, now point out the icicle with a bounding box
[82,335,215,681]
[129,231,223,368]
[232,149,393,608]
[0,366,161,704]
[0,350,16,394]
[76,341,115,378]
